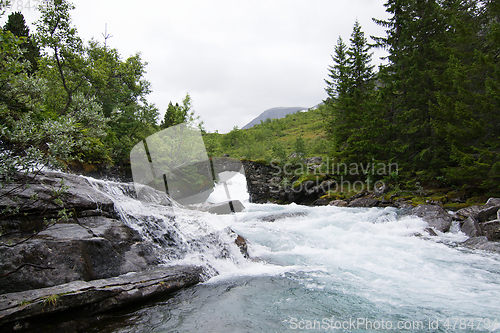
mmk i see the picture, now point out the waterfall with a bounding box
[82,175,249,279]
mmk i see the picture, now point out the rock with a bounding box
[306,180,336,197]
[0,217,161,294]
[0,266,203,330]
[461,217,483,238]
[261,212,307,222]
[481,220,500,241]
[461,236,500,253]
[209,200,245,214]
[242,160,282,203]
[424,227,439,236]
[456,205,481,220]
[477,205,500,222]
[457,197,500,222]
[348,197,380,208]
[462,236,489,248]
[234,235,249,258]
[0,171,115,220]
[329,200,348,207]
[374,183,390,197]
[186,200,245,215]
[304,156,323,165]
[411,205,453,233]
[312,198,330,206]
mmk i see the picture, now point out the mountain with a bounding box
[242,106,308,130]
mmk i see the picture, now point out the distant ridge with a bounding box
[242,106,308,130]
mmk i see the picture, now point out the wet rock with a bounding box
[411,205,453,233]
[312,198,330,206]
[261,212,308,222]
[0,217,160,294]
[329,200,348,207]
[457,198,500,222]
[242,161,281,203]
[461,236,500,253]
[348,197,380,208]
[461,217,483,238]
[0,266,203,330]
[481,220,500,241]
[424,227,439,236]
[235,235,249,258]
[209,200,245,214]
[0,171,115,220]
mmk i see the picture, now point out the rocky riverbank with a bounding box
[0,170,247,330]
[1,164,499,329]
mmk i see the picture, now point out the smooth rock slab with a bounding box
[0,265,203,329]
[0,217,160,294]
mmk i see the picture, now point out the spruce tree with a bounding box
[324,36,350,149]
[3,12,40,74]
[325,21,378,166]
[374,0,450,171]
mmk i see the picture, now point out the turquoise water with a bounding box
[86,198,500,333]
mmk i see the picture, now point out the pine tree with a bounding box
[374,0,450,171]
[324,36,350,148]
[3,12,40,74]
[432,0,500,188]
[324,21,378,165]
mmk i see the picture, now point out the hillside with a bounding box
[203,105,330,162]
[242,106,308,130]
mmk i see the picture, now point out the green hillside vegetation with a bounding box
[203,106,330,162]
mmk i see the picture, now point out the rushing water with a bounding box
[84,174,500,333]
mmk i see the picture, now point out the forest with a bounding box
[1,0,499,199]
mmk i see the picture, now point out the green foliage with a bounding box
[368,0,500,191]
[323,20,383,165]
[3,11,40,74]
[204,107,327,164]
[0,2,160,178]
[160,94,202,131]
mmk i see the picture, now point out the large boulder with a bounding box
[461,217,482,238]
[411,205,453,233]
[0,172,167,294]
[348,196,380,208]
[481,220,500,241]
[457,198,500,222]
[461,236,500,253]
[0,217,161,294]
[0,171,115,219]
[186,200,246,214]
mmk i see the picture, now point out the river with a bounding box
[85,174,500,332]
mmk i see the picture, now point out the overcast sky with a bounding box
[3,0,390,133]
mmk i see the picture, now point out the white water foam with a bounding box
[80,174,500,332]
